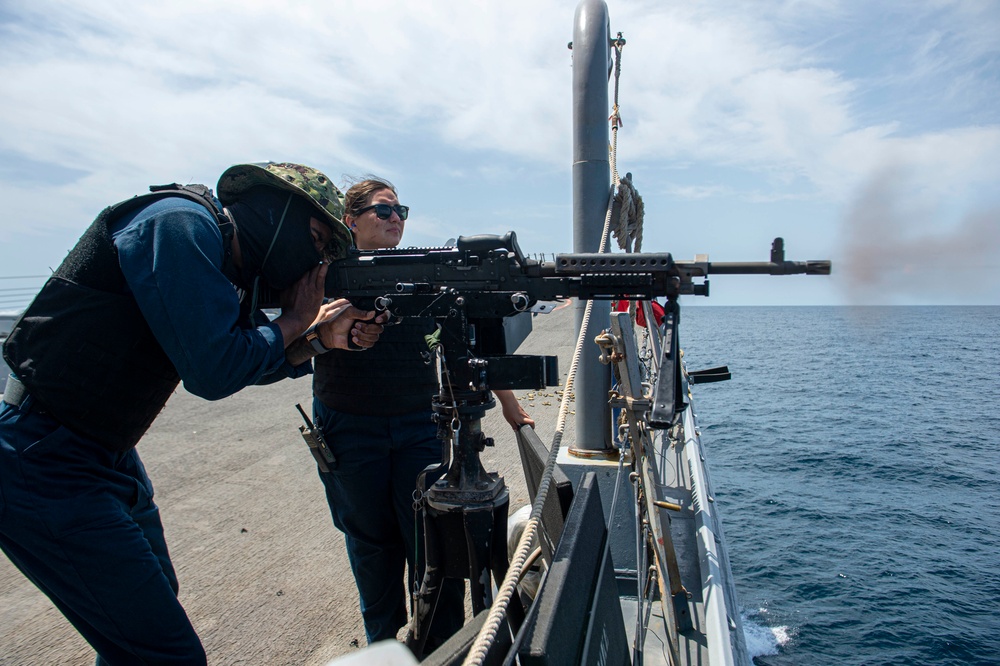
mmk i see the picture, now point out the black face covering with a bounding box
[226,186,323,297]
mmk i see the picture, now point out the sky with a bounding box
[1,0,998,308]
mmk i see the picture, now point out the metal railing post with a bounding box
[571,0,613,452]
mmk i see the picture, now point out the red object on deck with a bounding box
[612,300,665,328]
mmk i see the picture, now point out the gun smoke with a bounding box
[840,168,1000,304]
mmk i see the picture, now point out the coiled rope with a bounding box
[613,174,645,253]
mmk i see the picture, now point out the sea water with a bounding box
[680,306,1000,666]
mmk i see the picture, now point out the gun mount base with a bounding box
[406,394,524,659]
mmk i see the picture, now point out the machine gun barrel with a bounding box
[701,259,832,275]
[704,236,830,275]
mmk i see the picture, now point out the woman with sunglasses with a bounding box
[310,177,534,651]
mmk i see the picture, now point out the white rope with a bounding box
[463,192,617,666]
[463,34,629,666]
[606,35,645,323]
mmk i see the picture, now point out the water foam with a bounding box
[742,610,791,661]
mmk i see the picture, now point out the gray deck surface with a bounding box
[0,305,581,665]
[2,302,725,666]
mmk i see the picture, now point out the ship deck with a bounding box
[1,303,743,665]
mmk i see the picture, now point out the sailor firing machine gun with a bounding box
[318,231,828,658]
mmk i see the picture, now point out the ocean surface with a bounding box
[678,306,1000,666]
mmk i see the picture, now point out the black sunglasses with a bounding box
[356,203,409,221]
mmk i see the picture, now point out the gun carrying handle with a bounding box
[456,231,525,263]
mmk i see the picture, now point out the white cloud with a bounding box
[1,0,998,302]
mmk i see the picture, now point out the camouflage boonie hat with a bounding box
[217,162,353,259]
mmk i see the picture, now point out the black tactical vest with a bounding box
[2,185,231,452]
[313,316,439,416]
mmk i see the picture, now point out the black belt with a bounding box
[2,374,30,408]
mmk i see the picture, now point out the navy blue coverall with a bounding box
[0,197,309,664]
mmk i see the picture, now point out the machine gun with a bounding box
[324,231,827,416]
[322,231,829,657]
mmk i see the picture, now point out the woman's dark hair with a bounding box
[343,177,398,217]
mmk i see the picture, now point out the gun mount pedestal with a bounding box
[406,393,522,660]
